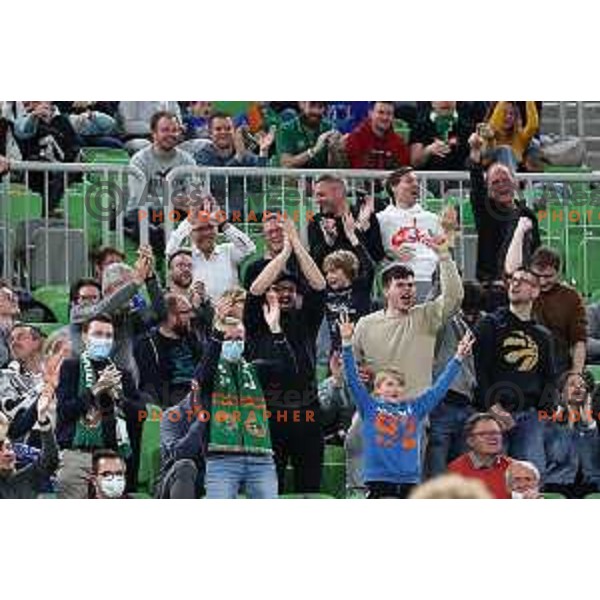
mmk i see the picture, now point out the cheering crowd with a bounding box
[1,100,598,500]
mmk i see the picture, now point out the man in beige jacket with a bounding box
[345,237,464,494]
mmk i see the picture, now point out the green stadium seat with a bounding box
[32,285,71,325]
[584,493,600,499]
[2,187,43,223]
[136,404,162,497]
[81,147,130,165]
[542,492,566,499]
[35,322,64,338]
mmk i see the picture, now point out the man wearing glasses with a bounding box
[449,412,512,499]
[505,220,587,377]
[473,267,558,478]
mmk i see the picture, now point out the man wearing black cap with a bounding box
[245,218,327,493]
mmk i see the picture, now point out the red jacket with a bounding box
[345,120,410,170]
[448,453,512,499]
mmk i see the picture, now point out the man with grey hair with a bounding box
[506,460,542,499]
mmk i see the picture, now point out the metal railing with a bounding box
[2,161,600,297]
[0,161,146,290]
[165,166,600,295]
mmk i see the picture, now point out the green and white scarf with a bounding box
[208,358,272,455]
[73,351,131,458]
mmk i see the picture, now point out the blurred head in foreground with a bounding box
[409,474,493,499]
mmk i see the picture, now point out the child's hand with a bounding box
[338,310,354,344]
[456,330,475,359]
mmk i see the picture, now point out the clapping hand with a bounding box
[263,290,282,334]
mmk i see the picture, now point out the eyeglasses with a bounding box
[471,431,503,438]
[508,275,537,287]
[530,270,556,280]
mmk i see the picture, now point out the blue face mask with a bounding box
[87,336,113,360]
[221,340,244,363]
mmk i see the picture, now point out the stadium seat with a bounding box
[35,322,64,338]
[542,492,566,499]
[81,147,130,165]
[136,404,162,497]
[32,285,71,325]
[584,493,600,499]
[2,187,43,223]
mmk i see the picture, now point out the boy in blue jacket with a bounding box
[339,311,475,498]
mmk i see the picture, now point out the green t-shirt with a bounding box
[277,116,333,168]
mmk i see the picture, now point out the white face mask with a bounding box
[511,491,525,500]
[98,475,126,499]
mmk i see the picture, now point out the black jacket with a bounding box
[308,208,384,277]
[134,328,205,408]
[474,307,558,413]
[244,290,324,409]
[469,163,541,281]
[55,357,146,450]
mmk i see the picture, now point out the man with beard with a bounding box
[278,101,337,169]
[308,175,384,284]
[467,131,541,283]
[134,293,205,408]
[127,111,196,254]
[345,101,411,170]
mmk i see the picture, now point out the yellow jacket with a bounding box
[488,101,539,163]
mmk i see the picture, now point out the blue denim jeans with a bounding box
[205,455,278,499]
[505,409,546,478]
[425,401,475,478]
[544,422,600,487]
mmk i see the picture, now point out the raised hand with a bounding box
[263,291,281,333]
[233,127,247,157]
[516,216,533,235]
[37,390,57,424]
[329,351,343,384]
[422,233,450,256]
[440,205,459,233]
[282,216,301,248]
[258,127,276,154]
[341,211,359,244]
[190,280,206,309]
[357,196,375,230]
[215,296,234,323]
[456,330,475,359]
[337,309,354,344]
[43,349,67,390]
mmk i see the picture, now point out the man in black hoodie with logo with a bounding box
[474,267,558,478]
